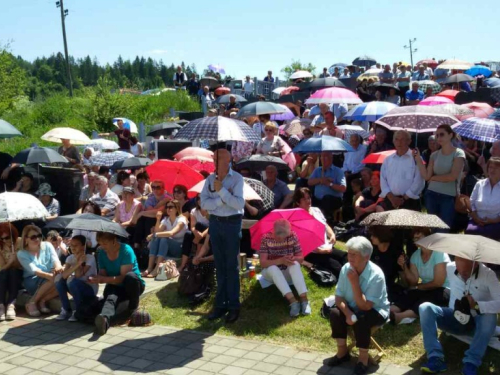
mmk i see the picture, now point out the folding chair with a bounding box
[347,320,388,365]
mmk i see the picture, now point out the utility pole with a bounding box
[56,0,73,97]
[404,38,418,69]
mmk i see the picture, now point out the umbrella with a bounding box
[309,105,321,116]
[280,86,300,96]
[44,213,124,234]
[416,59,438,69]
[113,117,138,134]
[146,122,182,137]
[453,117,500,143]
[369,83,400,95]
[484,78,500,88]
[41,127,91,145]
[360,210,449,230]
[290,71,313,80]
[305,87,362,105]
[434,104,474,121]
[283,119,308,136]
[352,56,377,68]
[88,138,120,151]
[303,77,346,90]
[174,147,213,161]
[270,105,296,121]
[465,65,492,78]
[356,68,383,81]
[208,64,225,74]
[436,90,460,101]
[12,147,68,165]
[329,63,348,74]
[64,213,129,238]
[215,94,246,104]
[419,96,454,106]
[338,125,371,140]
[344,102,398,122]
[461,102,495,119]
[244,178,275,213]
[362,150,396,164]
[293,135,354,153]
[415,233,500,265]
[111,157,153,171]
[235,155,289,172]
[489,110,500,120]
[436,59,474,71]
[442,74,474,85]
[89,151,133,167]
[237,102,287,118]
[0,119,22,139]
[272,87,287,95]
[0,192,49,223]
[375,105,461,133]
[174,116,261,143]
[414,80,441,95]
[188,179,261,201]
[178,156,215,174]
[146,160,204,194]
[200,76,220,89]
[250,208,325,256]
[215,87,231,96]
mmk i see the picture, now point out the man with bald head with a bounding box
[264,165,293,209]
[200,149,245,323]
[478,140,500,176]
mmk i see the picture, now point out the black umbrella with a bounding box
[302,77,346,90]
[215,94,247,104]
[244,178,274,213]
[352,55,377,68]
[45,213,102,230]
[200,76,220,89]
[111,157,153,170]
[12,147,68,165]
[443,74,474,84]
[176,120,189,126]
[369,83,401,95]
[235,155,290,172]
[237,102,287,118]
[146,122,182,137]
[48,213,129,237]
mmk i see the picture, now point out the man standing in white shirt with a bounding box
[377,130,424,212]
[173,66,187,90]
[243,76,254,98]
[339,68,350,79]
[419,258,500,375]
[201,86,214,115]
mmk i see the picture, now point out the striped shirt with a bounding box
[90,189,120,218]
[259,232,302,270]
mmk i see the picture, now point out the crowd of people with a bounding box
[0,61,499,375]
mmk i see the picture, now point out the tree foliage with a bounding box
[281,59,316,81]
[0,47,27,115]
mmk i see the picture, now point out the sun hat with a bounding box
[35,183,56,197]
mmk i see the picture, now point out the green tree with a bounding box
[281,60,316,80]
[0,48,27,115]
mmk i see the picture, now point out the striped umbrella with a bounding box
[305,87,362,105]
[414,80,441,95]
[462,102,495,119]
[345,102,397,122]
[419,96,453,106]
[453,117,500,143]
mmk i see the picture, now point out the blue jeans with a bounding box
[149,238,183,258]
[419,302,497,367]
[425,190,455,231]
[209,215,242,310]
[56,278,97,312]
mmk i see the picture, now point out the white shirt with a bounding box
[190,208,209,227]
[380,149,425,199]
[160,215,188,242]
[342,144,367,174]
[425,67,434,77]
[309,207,332,251]
[65,254,99,294]
[243,81,254,93]
[470,178,500,219]
[447,262,500,315]
[339,74,351,79]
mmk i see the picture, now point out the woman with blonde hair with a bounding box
[255,122,286,157]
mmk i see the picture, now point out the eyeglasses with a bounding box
[166,206,175,209]
[29,234,42,241]
[151,185,162,190]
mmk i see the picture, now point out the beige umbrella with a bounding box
[360,209,449,229]
[436,59,473,71]
[416,233,500,265]
[41,127,91,145]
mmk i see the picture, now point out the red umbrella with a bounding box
[146,160,204,194]
[461,102,495,119]
[280,86,300,96]
[215,87,231,96]
[174,147,213,161]
[436,90,460,101]
[362,150,396,164]
[179,156,215,174]
[416,59,438,69]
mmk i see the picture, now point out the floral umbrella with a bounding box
[0,192,49,223]
[360,209,449,229]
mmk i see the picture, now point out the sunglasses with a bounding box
[151,185,162,190]
[264,129,274,132]
[166,205,175,209]
[29,234,43,241]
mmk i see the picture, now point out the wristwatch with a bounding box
[474,303,481,314]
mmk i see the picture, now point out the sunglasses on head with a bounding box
[151,185,162,190]
[29,234,42,241]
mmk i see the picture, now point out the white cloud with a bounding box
[149,49,169,55]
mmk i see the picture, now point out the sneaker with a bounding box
[461,362,478,375]
[5,304,16,320]
[68,311,78,322]
[55,308,72,321]
[301,301,311,315]
[289,302,301,317]
[354,361,369,375]
[421,357,448,373]
[0,305,5,321]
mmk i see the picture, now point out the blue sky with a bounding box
[2,0,498,80]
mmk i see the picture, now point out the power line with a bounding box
[404,38,418,69]
[56,0,73,97]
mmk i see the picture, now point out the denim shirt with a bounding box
[200,169,245,217]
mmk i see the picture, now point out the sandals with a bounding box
[25,302,41,317]
[327,353,351,367]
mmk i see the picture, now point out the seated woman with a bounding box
[180,196,209,272]
[295,153,319,190]
[114,186,142,240]
[144,200,188,277]
[55,235,98,322]
[110,171,131,197]
[369,226,404,302]
[172,184,195,221]
[35,183,60,221]
[72,201,100,252]
[90,232,145,335]
[17,225,63,317]
[0,223,23,321]
[134,172,152,203]
[259,219,311,317]
[328,236,390,375]
[465,157,500,240]
[293,188,347,279]
[354,171,382,221]
[390,228,449,325]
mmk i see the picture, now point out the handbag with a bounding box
[309,266,337,287]
[155,260,179,281]
[178,262,205,296]
[129,309,153,327]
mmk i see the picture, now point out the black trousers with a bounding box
[330,307,386,349]
[101,272,145,321]
[304,248,347,278]
[315,195,343,220]
[133,217,156,246]
[393,287,449,315]
[0,268,23,305]
[181,223,209,257]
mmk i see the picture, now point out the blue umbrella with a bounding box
[484,78,500,88]
[489,110,500,120]
[453,117,500,143]
[328,63,348,75]
[345,102,398,122]
[465,65,492,78]
[293,135,354,153]
[271,105,296,121]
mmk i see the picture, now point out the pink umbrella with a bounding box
[305,87,362,105]
[179,156,215,174]
[187,179,262,201]
[419,96,453,106]
[174,147,214,160]
[250,208,325,256]
[461,102,495,119]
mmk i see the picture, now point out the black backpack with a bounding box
[309,266,337,287]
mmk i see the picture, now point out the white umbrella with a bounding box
[290,71,313,80]
[41,127,91,145]
[113,117,138,134]
[0,192,49,223]
[88,138,120,151]
[436,59,474,71]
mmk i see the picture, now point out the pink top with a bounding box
[117,200,141,222]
